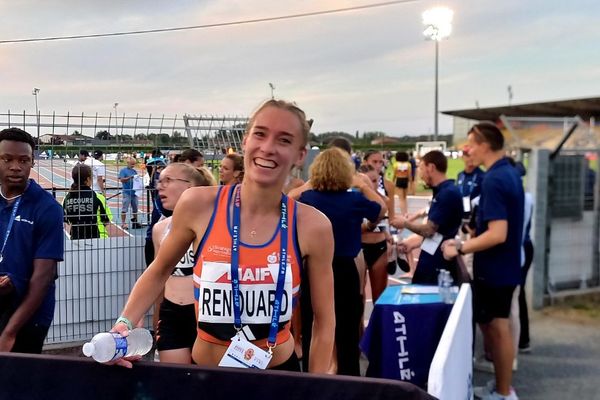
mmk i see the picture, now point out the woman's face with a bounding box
[366,170,379,190]
[366,152,384,174]
[219,157,238,185]
[242,106,307,187]
[157,165,192,211]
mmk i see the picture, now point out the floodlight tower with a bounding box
[269,83,275,99]
[422,7,453,141]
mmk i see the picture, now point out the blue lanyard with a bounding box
[0,197,22,263]
[231,185,288,348]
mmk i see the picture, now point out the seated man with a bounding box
[390,151,463,284]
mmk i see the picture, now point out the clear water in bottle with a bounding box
[442,270,454,304]
[82,328,153,363]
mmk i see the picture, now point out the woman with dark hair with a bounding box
[360,150,396,302]
[299,147,386,376]
[63,164,110,239]
[219,153,244,185]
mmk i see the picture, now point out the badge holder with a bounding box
[219,329,273,369]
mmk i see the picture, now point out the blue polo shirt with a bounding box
[474,158,524,287]
[299,190,381,258]
[414,179,463,284]
[118,167,138,196]
[0,180,64,327]
[456,167,484,199]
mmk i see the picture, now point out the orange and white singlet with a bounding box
[193,185,302,345]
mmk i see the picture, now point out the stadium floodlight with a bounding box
[269,83,275,99]
[422,6,453,141]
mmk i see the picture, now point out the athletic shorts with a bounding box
[472,280,517,324]
[271,351,301,372]
[121,193,139,213]
[156,299,196,351]
[361,240,387,269]
[395,177,409,189]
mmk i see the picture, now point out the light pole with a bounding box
[32,88,40,141]
[113,102,119,145]
[269,83,275,99]
[422,7,453,141]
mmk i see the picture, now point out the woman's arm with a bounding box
[111,190,205,367]
[352,175,387,220]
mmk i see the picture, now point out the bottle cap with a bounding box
[82,342,95,357]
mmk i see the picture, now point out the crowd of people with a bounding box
[0,100,538,400]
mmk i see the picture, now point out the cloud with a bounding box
[1,0,599,137]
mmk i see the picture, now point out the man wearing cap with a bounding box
[85,150,106,194]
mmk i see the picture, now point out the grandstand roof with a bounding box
[442,96,600,121]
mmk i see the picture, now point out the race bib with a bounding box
[196,261,294,325]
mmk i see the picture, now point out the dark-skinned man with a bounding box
[0,128,64,353]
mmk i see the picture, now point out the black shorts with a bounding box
[472,280,517,324]
[395,177,409,189]
[361,240,387,269]
[271,351,301,372]
[156,299,197,351]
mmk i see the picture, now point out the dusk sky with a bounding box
[1,0,599,136]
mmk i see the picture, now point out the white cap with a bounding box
[82,342,95,357]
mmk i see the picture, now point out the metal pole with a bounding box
[33,88,40,143]
[434,40,439,141]
[114,103,119,145]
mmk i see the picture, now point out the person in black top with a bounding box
[63,164,110,239]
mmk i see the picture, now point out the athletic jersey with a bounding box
[161,219,195,277]
[395,161,411,179]
[193,185,302,345]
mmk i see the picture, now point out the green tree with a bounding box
[95,130,111,140]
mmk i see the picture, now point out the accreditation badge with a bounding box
[218,333,272,369]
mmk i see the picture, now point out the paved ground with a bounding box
[473,310,600,400]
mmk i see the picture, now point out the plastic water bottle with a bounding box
[438,269,446,299]
[82,328,153,363]
[442,270,454,304]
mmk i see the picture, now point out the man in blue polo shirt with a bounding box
[456,147,485,219]
[390,150,463,284]
[443,122,523,400]
[0,128,64,353]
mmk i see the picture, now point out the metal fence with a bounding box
[1,111,249,346]
[507,116,600,308]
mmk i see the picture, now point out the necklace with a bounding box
[249,229,257,238]
[0,187,22,201]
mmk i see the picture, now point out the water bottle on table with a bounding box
[82,328,153,363]
[440,270,455,304]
